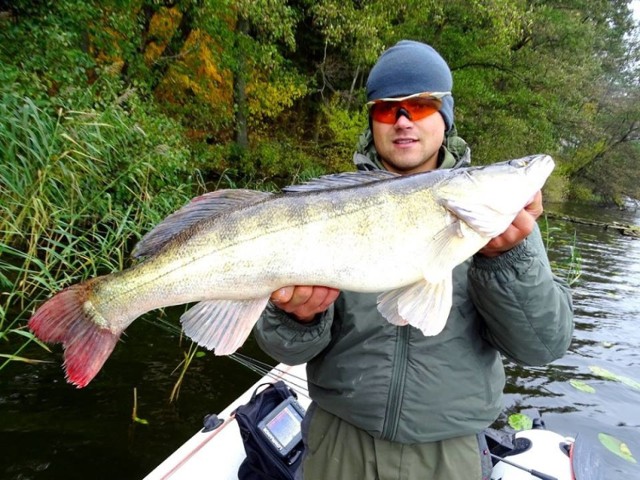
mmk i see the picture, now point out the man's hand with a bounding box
[270,286,341,323]
[478,190,543,257]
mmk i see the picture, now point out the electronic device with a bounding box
[257,397,306,459]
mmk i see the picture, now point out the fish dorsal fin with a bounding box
[132,190,272,258]
[180,297,270,355]
[377,277,452,336]
[282,171,398,193]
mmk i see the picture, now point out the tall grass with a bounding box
[0,92,197,369]
[540,216,583,287]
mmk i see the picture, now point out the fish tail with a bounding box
[28,282,121,388]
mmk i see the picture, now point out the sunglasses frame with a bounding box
[365,91,451,107]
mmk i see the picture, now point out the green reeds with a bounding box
[0,92,195,370]
[541,215,582,287]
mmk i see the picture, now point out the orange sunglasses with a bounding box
[367,92,449,124]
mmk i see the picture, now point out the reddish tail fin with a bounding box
[28,284,120,388]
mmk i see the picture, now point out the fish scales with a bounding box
[28,154,555,387]
[104,178,430,302]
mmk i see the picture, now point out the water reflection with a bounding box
[501,203,640,435]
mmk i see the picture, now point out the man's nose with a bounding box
[395,107,412,122]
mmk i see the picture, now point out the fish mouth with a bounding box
[507,154,556,182]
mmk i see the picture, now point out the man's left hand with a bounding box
[478,190,543,257]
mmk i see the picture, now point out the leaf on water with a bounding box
[589,366,640,391]
[133,416,149,425]
[570,379,596,393]
[598,433,637,464]
[131,387,148,425]
[620,376,640,391]
[508,413,533,431]
[589,366,620,381]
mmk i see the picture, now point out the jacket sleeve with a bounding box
[252,302,334,365]
[468,224,574,366]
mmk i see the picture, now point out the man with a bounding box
[253,40,573,480]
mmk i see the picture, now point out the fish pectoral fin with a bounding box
[132,190,273,259]
[424,222,473,281]
[377,278,452,336]
[376,288,409,327]
[440,198,511,238]
[180,297,270,355]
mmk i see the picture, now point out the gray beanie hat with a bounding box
[366,40,454,132]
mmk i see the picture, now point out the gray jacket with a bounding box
[253,134,573,444]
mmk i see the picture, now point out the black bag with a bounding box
[235,381,306,480]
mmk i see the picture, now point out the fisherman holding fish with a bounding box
[27,39,574,480]
[254,40,574,480]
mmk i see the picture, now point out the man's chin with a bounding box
[382,156,436,175]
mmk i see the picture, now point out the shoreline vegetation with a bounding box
[546,212,640,238]
[1,1,638,376]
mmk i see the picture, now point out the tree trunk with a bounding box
[234,17,249,150]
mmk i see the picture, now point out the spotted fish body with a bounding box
[28,154,555,387]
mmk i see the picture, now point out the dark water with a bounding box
[1,203,639,479]
[501,204,640,454]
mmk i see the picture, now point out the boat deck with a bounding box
[144,363,309,480]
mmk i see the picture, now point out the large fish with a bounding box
[28,154,555,387]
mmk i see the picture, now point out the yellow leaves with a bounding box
[246,73,308,122]
[183,31,226,85]
[144,7,183,66]
[155,29,233,106]
[144,43,166,66]
[149,7,182,43]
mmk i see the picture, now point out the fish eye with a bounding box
[509,158,528,168]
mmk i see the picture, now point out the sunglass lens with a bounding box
[371,99,439,124]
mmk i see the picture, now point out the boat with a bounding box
[144,362,310,480]
[144,361,637,480]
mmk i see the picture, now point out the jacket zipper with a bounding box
[381,325,409,439]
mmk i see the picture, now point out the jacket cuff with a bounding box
[265,302,330,340]
[279,307,325,329]
[472,237,532,272]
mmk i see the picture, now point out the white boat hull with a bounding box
[144,363,310,480]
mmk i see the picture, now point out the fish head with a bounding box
[433,154,555,238]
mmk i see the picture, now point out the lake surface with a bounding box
[1,203,639,479]
[501,203,640,460]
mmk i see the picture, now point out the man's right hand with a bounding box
[270,286,340,323]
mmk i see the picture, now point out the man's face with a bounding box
[372,111,445,175]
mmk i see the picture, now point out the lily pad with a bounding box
[598,433,637,464]
[570,379,596,393]
[508,413,533,431]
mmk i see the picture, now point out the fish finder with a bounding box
[257,396,306,460]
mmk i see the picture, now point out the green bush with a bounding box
[316,94,368,173]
